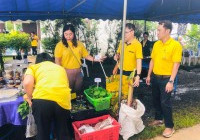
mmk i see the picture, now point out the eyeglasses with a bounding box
[125,30,133,34]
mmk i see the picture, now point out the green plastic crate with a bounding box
[84,89,112,111]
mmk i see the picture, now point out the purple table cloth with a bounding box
[0,96,26,127]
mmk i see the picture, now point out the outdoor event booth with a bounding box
[1,0,200,139]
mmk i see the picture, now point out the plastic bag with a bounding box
[78,117,114,134]
[118,99,145,140]
[94,117,113,130]
[26,108,37,138]
[106,75,130,114]
[106,74,129,94]
[78,125,95,134]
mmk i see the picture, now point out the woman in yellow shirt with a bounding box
[54,24,102,100]
[23,53,72,140]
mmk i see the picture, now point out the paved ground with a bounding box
[152,124,200,140]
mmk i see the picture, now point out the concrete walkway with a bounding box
[152,124,200,140]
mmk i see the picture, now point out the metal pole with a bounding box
[99,61,107,78]
[36,20,41,52]
[118,0,127,108]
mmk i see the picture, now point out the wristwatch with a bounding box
[168,80,174,84]
[136,74,141,77]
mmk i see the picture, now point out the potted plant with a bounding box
[7,31,31,60]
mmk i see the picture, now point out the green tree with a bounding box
[41,18,101,56]
[42,37,60,54]
[184,24,200,52]
[81,19,100,55]
[6,21,14,32]
[132,20,157,41]
[146,21,157,41]
[0,33,9,70]
[7,31,30,51]
[41,18,84,54]
[41,20,60,54]
[132,20,144,39]
[104,20,122,57]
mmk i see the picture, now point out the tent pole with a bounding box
[118,0,127,108]
[36,20,41,53]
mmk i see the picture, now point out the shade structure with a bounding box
[0,0,200,23]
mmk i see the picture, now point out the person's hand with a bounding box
[114,54,120,61]
[23,94,32,107]
[146,75,151,85]
[133,76,140,87]
[99,56,107,62]
[165,82,173,93]
[27,100,32,107]
[112,66,118,75]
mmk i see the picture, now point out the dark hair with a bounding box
[143,32,149,36]
[159,20,172,32]
[35,53,53,64]
[125,23,135,31]
[31,31,35,34]
[62,24,77,48]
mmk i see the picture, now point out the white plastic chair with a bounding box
[188,50,194,66]
[82,58,89,77]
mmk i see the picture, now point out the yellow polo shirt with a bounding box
[117,38,143,71]
[54,41,89,69]
[25,61,71,110]
[151,37,182,75]
[31,35,39,47]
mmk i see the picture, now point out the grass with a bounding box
[127,101,200,140]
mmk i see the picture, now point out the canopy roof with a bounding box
[0,0,200,23]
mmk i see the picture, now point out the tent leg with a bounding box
[118,0,128,109]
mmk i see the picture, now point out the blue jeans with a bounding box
[151,74,174,128]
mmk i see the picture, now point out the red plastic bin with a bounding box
[72,115,120,140]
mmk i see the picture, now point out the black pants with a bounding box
[32,99,72,140]
[151,75,174,128]
[32,47,37,55]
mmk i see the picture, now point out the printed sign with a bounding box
[94,78,101,83]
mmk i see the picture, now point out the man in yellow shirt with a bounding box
[31,32,39,55]
[23,53,72,140]
[146,20,182,138]
[113,23,143,87]
[112,23,143,105]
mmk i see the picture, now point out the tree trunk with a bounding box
[0,48,4,71]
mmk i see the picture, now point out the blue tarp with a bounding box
[0,0,200,23]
